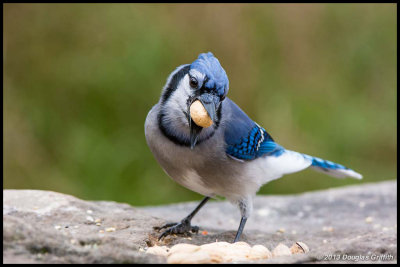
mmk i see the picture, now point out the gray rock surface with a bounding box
[3,190,165,263]
[3,180,397,263]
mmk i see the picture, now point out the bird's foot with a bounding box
[154,219,199,240]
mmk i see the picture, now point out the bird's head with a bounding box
[158,52,229,149]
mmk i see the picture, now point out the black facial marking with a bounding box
[157,108,220,148]
[157,111,188,146]
[215,100,223,127]
[161,65,191,104]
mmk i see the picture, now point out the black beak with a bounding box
[188,93,220,149]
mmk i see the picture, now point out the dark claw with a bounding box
[191,225,199,234]
[153,222,178,231]
[158,229,172,241]
[155,220,199,241]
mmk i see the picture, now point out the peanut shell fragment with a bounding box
[290,241,310,254]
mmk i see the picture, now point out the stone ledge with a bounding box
[3,180,397,263]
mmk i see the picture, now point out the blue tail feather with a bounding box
[302,154,362,179]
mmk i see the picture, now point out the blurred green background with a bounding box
[4,4,396,206]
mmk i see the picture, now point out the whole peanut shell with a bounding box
[190,100,213,128]
[272,243,292,257]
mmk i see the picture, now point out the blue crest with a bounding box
[190,52,229,97]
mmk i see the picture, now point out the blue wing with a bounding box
[222,98,362,179]
[223,98,284,161]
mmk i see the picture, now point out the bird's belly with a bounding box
[147,138,259,200]
[145,105,261,200]
[173,168,216,197]
[147,139,217,196]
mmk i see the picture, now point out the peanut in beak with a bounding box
[189,100,213,128]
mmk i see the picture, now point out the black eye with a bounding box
[189,77,198,88]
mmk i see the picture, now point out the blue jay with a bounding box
[145,52,362,243]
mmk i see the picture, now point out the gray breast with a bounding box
[144,104,261,201]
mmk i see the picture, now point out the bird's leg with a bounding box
[233,216,248,242]
[233,197,252,243]
[154,196,210,240]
